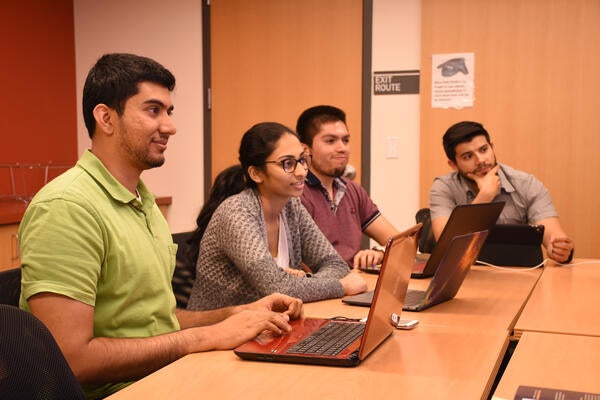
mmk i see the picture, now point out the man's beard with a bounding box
[121,139,166,170]
[331,166,346,178]
[132,147,166,170]
[459,159,498,183]
[314,162,346,178]
[146,157,166,169]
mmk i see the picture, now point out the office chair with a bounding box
[415,208,437,254]
[0,304,85,399]
[171,231,196,309]
[0,267,22,306]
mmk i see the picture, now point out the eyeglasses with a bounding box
[264,155,312,173]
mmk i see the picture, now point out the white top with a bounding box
[274,216,290,268]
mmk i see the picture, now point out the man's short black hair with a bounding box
[82,53,176,138]
[296,105,347,146]
[443,121,491,161]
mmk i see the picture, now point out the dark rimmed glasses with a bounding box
[264,155,312,173]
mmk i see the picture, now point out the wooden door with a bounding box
[209,0,363,182]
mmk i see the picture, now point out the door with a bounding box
[208,0,364,184]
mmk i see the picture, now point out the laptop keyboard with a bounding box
[286,321,365,356]
[358,264,381,274]
[404,289,426,307]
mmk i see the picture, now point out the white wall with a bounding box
[371,0,421,234]
[73,0,204,233]
[73,0,421,235]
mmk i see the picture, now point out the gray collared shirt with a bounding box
[430,163,558,224]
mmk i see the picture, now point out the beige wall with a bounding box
[371,0,421,234]
[73,0,204,233]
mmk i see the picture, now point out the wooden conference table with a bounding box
[108,264,545,400]
[492,259,600,399]
[492,331,600,399]
[513,259,600,338]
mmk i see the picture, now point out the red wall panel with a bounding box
[1,0,77,164]
[0,0,77,196]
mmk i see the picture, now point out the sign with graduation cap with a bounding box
[431,52,474,108]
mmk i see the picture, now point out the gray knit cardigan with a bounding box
[186,189,349,310]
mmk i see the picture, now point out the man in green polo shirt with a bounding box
[18,53,303,399]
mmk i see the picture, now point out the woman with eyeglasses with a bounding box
[186,122,367,311]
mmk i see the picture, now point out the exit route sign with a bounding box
[373,70,420,95]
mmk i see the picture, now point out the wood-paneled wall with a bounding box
[420,0,600,258]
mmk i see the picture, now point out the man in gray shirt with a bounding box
[429,121,574,263]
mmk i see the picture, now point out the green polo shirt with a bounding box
[19,150,179,399]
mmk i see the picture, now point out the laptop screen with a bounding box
[357,224,419,359]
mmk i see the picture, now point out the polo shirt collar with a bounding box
[77,150,156,211]
[305,170,347,189]
[305,170,348,212]
[305,170,321,186]
[496,165,516,193]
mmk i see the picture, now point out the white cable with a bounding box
[475,259,545,271]
[475,258,600,271]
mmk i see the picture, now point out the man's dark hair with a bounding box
[296,105,347,146]
[82,53,176,138]
[443,121,492,161]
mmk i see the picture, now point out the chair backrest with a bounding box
[0,304,85,399]
[171,231,196,309]
[415,208,437,254]
[0,267,22,306]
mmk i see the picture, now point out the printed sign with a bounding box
[373,70,420,95]
[431,53,474,108]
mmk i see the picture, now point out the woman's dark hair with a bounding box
[187,122,296,264]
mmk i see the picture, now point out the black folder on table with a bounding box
[476,224,545,267]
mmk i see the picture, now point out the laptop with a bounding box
[476,224,545,267]
[233,223,421,367]
[411,202,505,279]
[343,230,489,312]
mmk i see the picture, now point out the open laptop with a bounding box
[343,230,489,311]
[476,224,545,267]
[233,223,421,367]
[411,202,505,279]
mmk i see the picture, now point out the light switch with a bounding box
[386,136,400,159]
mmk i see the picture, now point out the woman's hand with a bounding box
[339,272,368,295]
